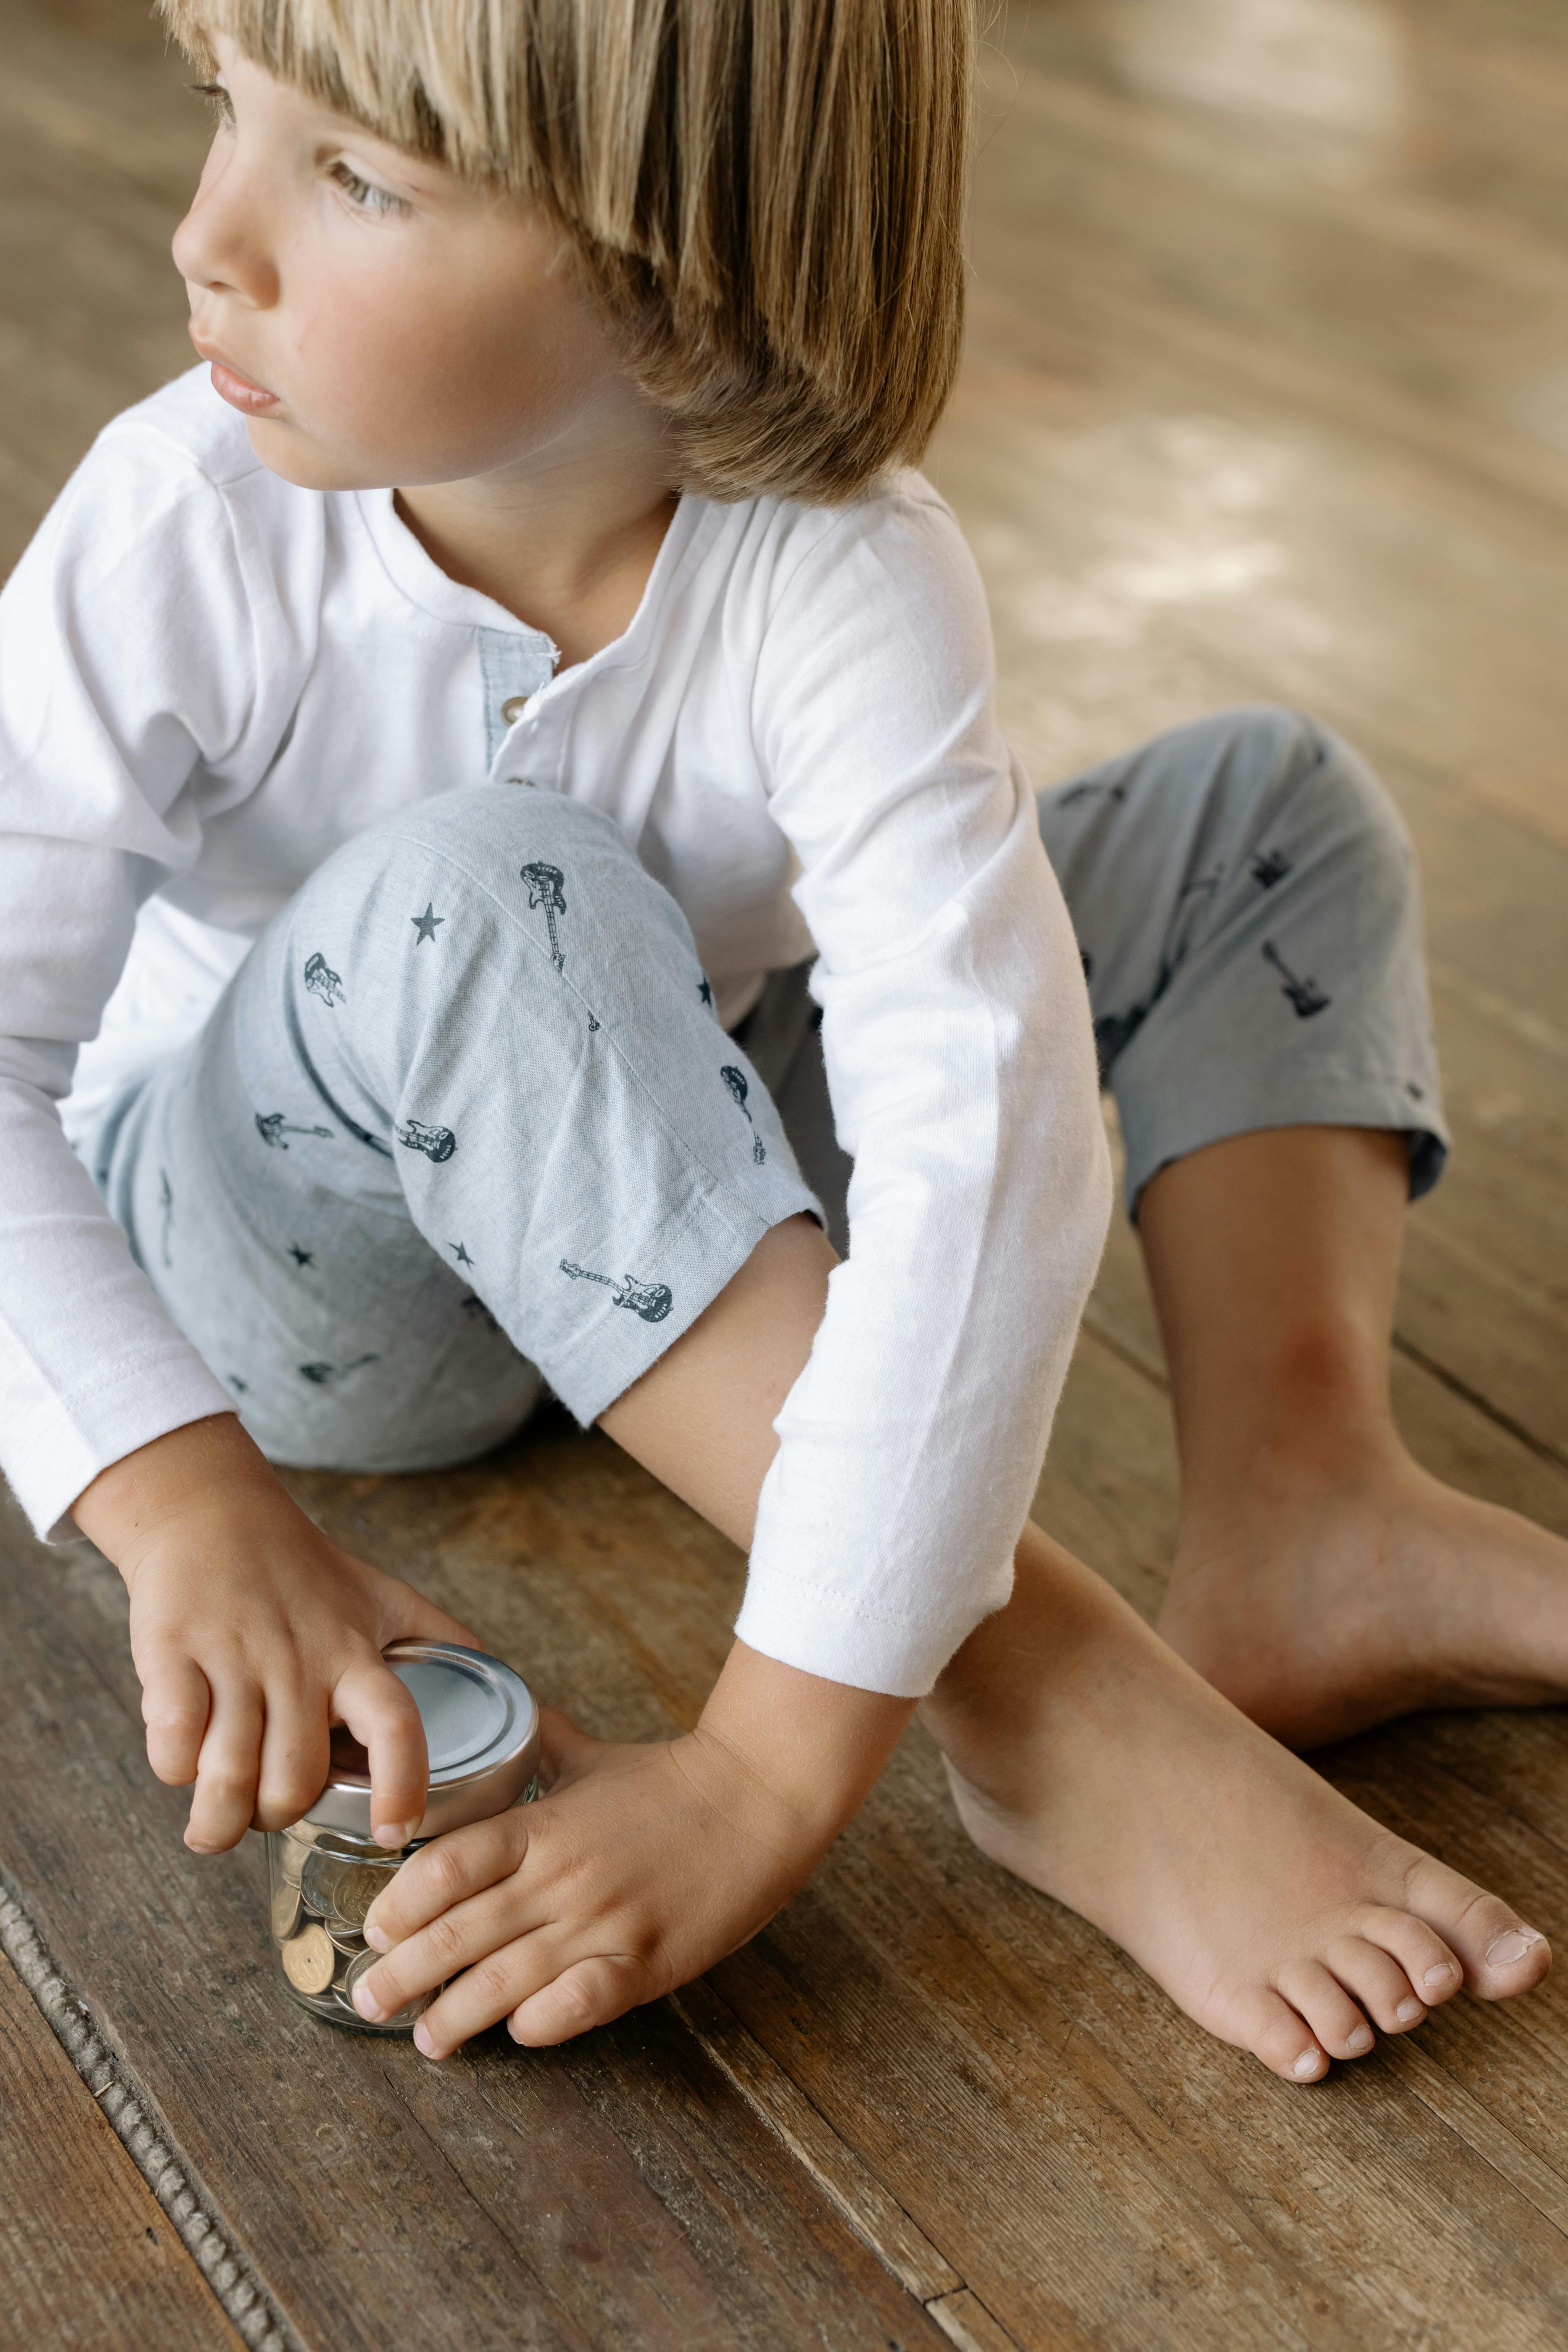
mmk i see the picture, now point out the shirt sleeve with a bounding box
[734,483,1113,1695]
[0,423,276,1538]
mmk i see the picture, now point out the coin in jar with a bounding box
[326,1861,394,1933]
[342,1946,427,2031]
[279,1820,320,1887]
[270,1880,303,1941]
[280,1921,336,1996]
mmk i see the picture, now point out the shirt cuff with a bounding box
[732,1554,1012,1699]
[6,1347,238,1543]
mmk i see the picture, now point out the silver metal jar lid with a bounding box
[303,1641,540,1840]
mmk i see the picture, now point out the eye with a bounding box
[330,162,411,218]
[190,80,235,126]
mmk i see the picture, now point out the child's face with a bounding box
[173,38,638,493]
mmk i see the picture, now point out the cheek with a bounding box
[285,262,591,477]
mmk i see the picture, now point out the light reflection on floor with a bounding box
[1101,0,1409,144]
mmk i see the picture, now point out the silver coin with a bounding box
[270,1880,302,1941]
[300,1848,391,1928]
[280,1921,336,1996]
[329,1922,366,1959]
[342,1945,428,2032]
[278,1821,320,1888]
[326,1860,394,1934]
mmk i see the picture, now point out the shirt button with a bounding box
[501,694,530,724]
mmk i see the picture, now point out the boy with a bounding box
[2,0,1557,2082]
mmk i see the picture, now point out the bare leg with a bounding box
[1143,1126,1568,1746]
[605,1215,1550,2085]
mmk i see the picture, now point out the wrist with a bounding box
[73,1414,286,1576]
[691,1641,914,1851]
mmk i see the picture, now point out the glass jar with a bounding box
[266,1640,540,2035]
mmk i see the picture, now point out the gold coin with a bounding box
[280,1921,335,1996]
[271,1881,302,1941]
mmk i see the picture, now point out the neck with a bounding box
[397,392,680,669]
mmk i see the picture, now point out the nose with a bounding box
[172,137,280,309]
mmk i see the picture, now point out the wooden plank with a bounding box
[0,1942,245,2352]
[669,1978,963,2302]
[0,1491,955,2352]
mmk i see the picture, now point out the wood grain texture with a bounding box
[0,1945,244,2352]
[2,0,1568,2347]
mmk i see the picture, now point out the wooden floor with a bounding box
[3,1,1568,2345]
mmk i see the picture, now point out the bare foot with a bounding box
[923,1525,1551,2085]
[1156,1453,1568,1749]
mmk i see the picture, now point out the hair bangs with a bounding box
[159,0,974,505]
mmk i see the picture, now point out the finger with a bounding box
[509,1954,651,2047]
[252,1663,331,1832]
[334,1657,429,1849]
[185,1678,266,1853]
[355,1868,550,2020]
[406,1924,584,2057]
[139,1649,212,1788]
[361,1810,530,1952]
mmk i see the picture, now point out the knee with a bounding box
[294,781,699,1007]
[356,779,623,876]
[1211,705,1417,907]
[1276,714,1417,912]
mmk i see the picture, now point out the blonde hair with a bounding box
[159,0,974,503]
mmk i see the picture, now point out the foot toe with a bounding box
[1277,1959,1375,2061]
[1399,1858,1551,2000]
[1325,1935,1428,2035]
[1233,1986,1330,2083]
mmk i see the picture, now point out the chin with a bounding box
[243,415,392,495]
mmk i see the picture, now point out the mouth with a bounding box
[190,329,282,417]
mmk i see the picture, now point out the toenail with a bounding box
[1292,2048,1323,2078]
[1486,1928,1544,1968]
[1344,2024,1373,2055]
[1396,1997,1423,2024]
[1423,1961,1460,1991]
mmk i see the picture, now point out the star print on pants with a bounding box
[288,1245,314,1267]
[451,1241,474,1266]
[412,903,445,945]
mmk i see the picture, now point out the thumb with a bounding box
[536,1704,599,1789]
[378,1576,485,1653]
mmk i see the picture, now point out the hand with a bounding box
[353,1642,914,2053]
[73,1414,480,1854]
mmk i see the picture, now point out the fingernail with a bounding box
[1396,1997,1424,2025]
[351,1983,385,2022]
[1293,2049,1322,2078]
[413,2021,437,2057]
[374,1821,413,1849]
[363,1923,391,1954]
[1344,2024,1373,2055]
[1423,1960,1460,1991]
[1487,1928,1544,1968]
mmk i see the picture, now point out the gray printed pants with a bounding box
[90,706,1446,1474]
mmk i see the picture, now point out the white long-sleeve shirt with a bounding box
[0,367,1110,1697]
